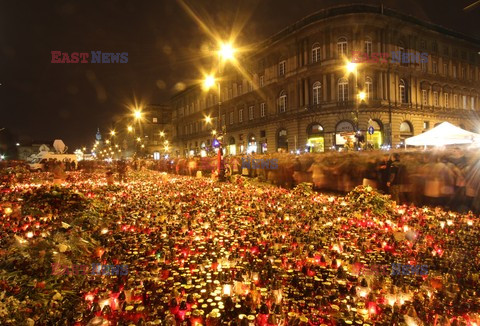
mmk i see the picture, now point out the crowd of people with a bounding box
[16,149,478,212]
[145,149,480,212]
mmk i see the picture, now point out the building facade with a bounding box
[171,4,480,156]
[141,104,172,157]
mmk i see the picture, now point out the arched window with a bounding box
[307,123,325,153]
[400,121,413,137]
[338,78,349,101]
[312,81,322,105]
[365,77,373,99]
[312,43,321,63]
[337,37,347,57]
[278,90,287,112]
[399,79,408,103]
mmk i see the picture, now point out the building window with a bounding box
[312,44,321,63]
[399,79,408,103]
[472,97,475,110]
[462,68,466,79]
[463,95,467,109]
[260,75,264,87]
[453,65,457,78]
[278,91,287,112]
[423,121,430,130]
[444,63,448,76]
[433,91,439,107]
[454,94,458,108]
[312,81,322,104]
[239,108,243,122]
[338,78,348,101]
[229,111,234,124]
[433,61,438,74]
[444,93,449,108]
[421,60,427,72]
[222,114,226,126]
[364,39,372,56]
[337,37,347,57]
[248,106,254,120]
[422,90,428,106]
[279,60,286,76]
[420,40,426,50]
[365,77,373,99]
[248,82,253,92]
[238,84,242,95]
[260,103,266,117]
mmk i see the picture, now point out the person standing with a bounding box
[387,153,402,203]
[117,159,127,183]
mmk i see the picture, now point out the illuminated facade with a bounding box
[171,4,480,156]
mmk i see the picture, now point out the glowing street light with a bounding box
[203,74,216,90]
[159,131,165,137]
[358,91,366,101]
[219,42,236,61]
[110,130,116,136]
[345,61,357,74]
[134,110,142,120]
[127,126,133,132]
[205,115,212,124]
[136,137,141,142]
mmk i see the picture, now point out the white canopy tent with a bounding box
[405,122,480,146]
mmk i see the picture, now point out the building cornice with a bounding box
[260,4,480,49]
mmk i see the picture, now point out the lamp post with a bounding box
[345,61,366,150]
[202,42,236,181]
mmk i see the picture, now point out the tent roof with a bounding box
[405,122,480,146]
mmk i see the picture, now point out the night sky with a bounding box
[1,0,479,150]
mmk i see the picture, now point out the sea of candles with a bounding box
[0,170,479,325]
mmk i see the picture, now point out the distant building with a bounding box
[141,104,173,159]
[171,4,480,156]
[96,128,102,141]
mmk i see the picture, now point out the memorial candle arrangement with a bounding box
[0,170,479,325]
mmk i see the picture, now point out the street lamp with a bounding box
[204,41,237,180]
[204,115,212,125]
[219,42,236,62]
[345,61,363,150]
[127,126,133,133]
[134,110,142,120]
[358,91,366,101]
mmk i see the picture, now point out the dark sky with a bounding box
[1,0,479,150]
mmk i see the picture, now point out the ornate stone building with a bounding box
[171,4,480,156]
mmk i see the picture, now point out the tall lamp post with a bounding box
[345,61,366,150]
[202,42,236,181]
